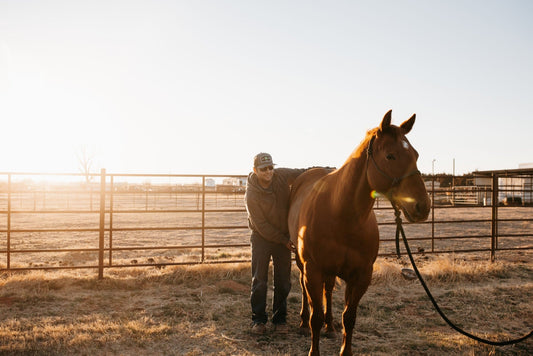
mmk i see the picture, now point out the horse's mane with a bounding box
[342,124,401,167]
[343,128,378,165]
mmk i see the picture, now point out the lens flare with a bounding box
[371,190,415,203]
[370,190,382,199]
[398,196,415,203]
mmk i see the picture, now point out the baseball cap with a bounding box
[254,152,276,169]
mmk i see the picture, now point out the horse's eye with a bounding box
[386,154,396,160]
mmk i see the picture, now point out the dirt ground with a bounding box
[1,252,532,355]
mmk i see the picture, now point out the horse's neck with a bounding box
[332,151,375,219]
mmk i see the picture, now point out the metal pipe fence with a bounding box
[0,169,531,278]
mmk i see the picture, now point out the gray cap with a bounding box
[254,152,275,169]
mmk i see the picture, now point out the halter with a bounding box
[366,135,421,194]
[366,134,420,257]
[369,134,532,346]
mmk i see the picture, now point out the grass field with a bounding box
[0,253,531,355]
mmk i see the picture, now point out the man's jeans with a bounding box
[250,233,292,325]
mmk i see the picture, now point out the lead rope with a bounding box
[393,207,533,346]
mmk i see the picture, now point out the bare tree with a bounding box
[77,146,94,184]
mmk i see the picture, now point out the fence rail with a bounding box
[1,169,532,278]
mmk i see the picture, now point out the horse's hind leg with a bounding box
[340,270,372,356]
[323,275,336,337]
[303,262,325,356]
[296,256,310,335]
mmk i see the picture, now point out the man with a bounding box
[245,152,306,335]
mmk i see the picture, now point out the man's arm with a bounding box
[275,168,307,186]
[276,167,336,186]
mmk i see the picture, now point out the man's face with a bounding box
[254,165,274,185]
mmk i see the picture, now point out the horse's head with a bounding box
[366,110,431,222]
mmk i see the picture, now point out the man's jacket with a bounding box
[245,168,306,245]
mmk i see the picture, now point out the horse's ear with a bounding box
[378,110,392,135]
[400,114,416,134]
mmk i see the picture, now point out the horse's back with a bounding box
[289,168,333,245]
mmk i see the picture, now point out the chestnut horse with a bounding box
[288,110,431,356]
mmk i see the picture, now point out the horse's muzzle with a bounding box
[399,194,431,223]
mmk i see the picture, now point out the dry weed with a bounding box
[0,256,531,355]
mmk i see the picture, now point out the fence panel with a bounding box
[0,170,531,278]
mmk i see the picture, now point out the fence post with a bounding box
[98,169,106,279]
[431,175,435,253]
[109,175,114,267]
[490,173,499,262]
[7,174,11,271]
[201,176,206,262]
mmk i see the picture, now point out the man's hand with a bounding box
[286,241,296,253]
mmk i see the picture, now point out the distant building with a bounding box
[216,177,247,193]
[473,165,533,205]
[222,177,247,186]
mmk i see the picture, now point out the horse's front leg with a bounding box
[340,270,372,356]
[296,256,310,335]
[323,275,336,337]
[303,262,325,356]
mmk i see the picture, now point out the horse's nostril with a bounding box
[414,201,429,218]
[416,199,431,218]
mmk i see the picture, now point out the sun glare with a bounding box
[370,190,382,199]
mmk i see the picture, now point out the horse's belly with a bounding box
[304,228,379,277]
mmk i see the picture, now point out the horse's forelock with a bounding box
[356,128,379,156]
[350,125,402,163]
[369,125,403,145]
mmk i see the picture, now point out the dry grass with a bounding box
[1,193,531,354]
[1,254,531,355]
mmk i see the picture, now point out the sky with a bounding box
[1,0,532,177]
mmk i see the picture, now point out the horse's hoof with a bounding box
[324,328,337,339]
[299,326,311,337]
